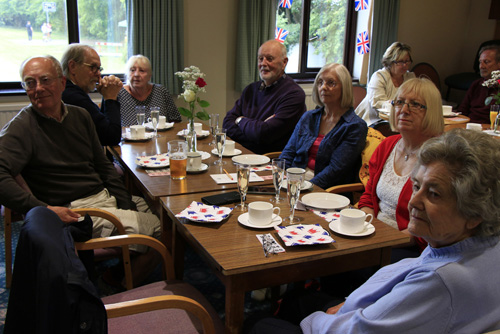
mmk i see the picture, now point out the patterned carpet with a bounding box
[0,214,272,333]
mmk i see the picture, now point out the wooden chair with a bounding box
[263,151,282,159]
[326,128,385,202]
[411,62,441,92]
[77,234,223,333]
[353,85,367,109]
[3,206,129,289]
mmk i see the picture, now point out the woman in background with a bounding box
[280,63,367,190]
[356,42,415,126]
[118,55,181,126]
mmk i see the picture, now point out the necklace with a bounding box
[399,140,419,162]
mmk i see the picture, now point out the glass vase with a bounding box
[185,118,197,152]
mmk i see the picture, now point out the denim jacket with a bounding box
[280,107,367,189]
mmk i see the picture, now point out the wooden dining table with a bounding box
[107,122,273,214]
[161,189,410,334]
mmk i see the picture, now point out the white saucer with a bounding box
[123,132,154,141]
[177,130,210,138]
[238,213,282,229]
[281,180,313,191]
[211,148,242,157]
[145,122,174,131]
[232,154,270,166]
[483,130,500,137]
[187,163,209,173]
[443,112,460,118]
[329,220,375,237]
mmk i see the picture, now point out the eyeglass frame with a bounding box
[82,62,103,73]
[21,76,60,91]
[391,99,427,112]
[317,79,337,88]
[393,60,412,66]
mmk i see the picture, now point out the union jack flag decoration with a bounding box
[356,31,370,54]
[355,0,369,11]
[275,27,289,43]
[279,0,293,9]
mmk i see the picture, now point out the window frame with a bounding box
[0,0,125,95]
[288,0,358,82]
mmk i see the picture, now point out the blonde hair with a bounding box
[389,78,444,136]
[312,63,354,109]
[381,42,413,69]
[125,55,152,84]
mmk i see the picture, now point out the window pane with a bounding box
[307,0,347,68]
[277,0,303,74]
[0,0,69,83]
[77,0,126,75]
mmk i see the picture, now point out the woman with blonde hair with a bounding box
[118,55,181,126]
[280,63,367,189]
[356,42,415,125]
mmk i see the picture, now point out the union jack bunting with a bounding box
[356,31,370,54]
[275,27,289,43]
[355,0,368,11]
[279,0,293,9]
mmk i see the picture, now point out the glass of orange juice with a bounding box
[168,140,188,180]
[490,105,500,130]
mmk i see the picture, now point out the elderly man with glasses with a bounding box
[0,56,161,287]
[61,43,123,146]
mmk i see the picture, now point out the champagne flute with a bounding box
[283,168,305,224]
[270,158,286,203]
[150,107,160,137]
[136,106,146,126]
[214,128,227,165]
[209,113,219,146]
[235,163,250,212]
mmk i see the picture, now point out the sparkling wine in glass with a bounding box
[136,106,146,126]
[150,107,160,137]
[270,158,286,203]
[283,168,305,224]
[209,113,219,146]
[235,163,250,212]
[214,128,226,165]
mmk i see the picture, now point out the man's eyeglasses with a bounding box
[21,76,58,91]
[392,100,427,112]
[393,60,412,66]
[317,79,337,88]
[82,62,103,73]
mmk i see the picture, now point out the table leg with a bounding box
[225,276,246,334]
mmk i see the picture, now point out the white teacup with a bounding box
[442,105,453,116]
[339,208,373,234]
[225,140,235,155]
[187,122,203,134]
[158,116,166,128]
[248,201,280,226]
[187,152,202,170]
[130,125,146,139]
[466,123,482,131]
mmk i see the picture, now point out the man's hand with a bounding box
[47,205,81,223]
[325,301,345,315]
[97,75,123,100]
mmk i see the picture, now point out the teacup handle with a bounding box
[272,207,281,217]
[365,213,373,224]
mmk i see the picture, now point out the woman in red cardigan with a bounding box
[358,78,444,256]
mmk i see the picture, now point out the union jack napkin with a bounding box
[175,201,233,223]
[275,224,335,246]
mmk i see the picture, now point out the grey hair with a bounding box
[479,44,500,63]
[19,55,63,79]
[61,43,95,77]
[312,63,354,109]
[414,129,500,237]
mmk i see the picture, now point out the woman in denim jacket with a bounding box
[280,63,367,190]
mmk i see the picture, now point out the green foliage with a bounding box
[178,107,192,118]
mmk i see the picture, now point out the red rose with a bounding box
[195,77,207,88]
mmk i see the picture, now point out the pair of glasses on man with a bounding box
[82,62,104,73]
[21,76,58,91]
[391,100,427,112]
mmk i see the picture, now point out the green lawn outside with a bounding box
[0,26,126,82]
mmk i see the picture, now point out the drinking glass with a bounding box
[490,104,500,130]
[136,106,146,126]
[209,114,219,146]
[283,167,305,224]
[235,163,250,212]
[149,107,160,137]
[168,140,188,180]
[270,158,286,203]
[214,128,227,166]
